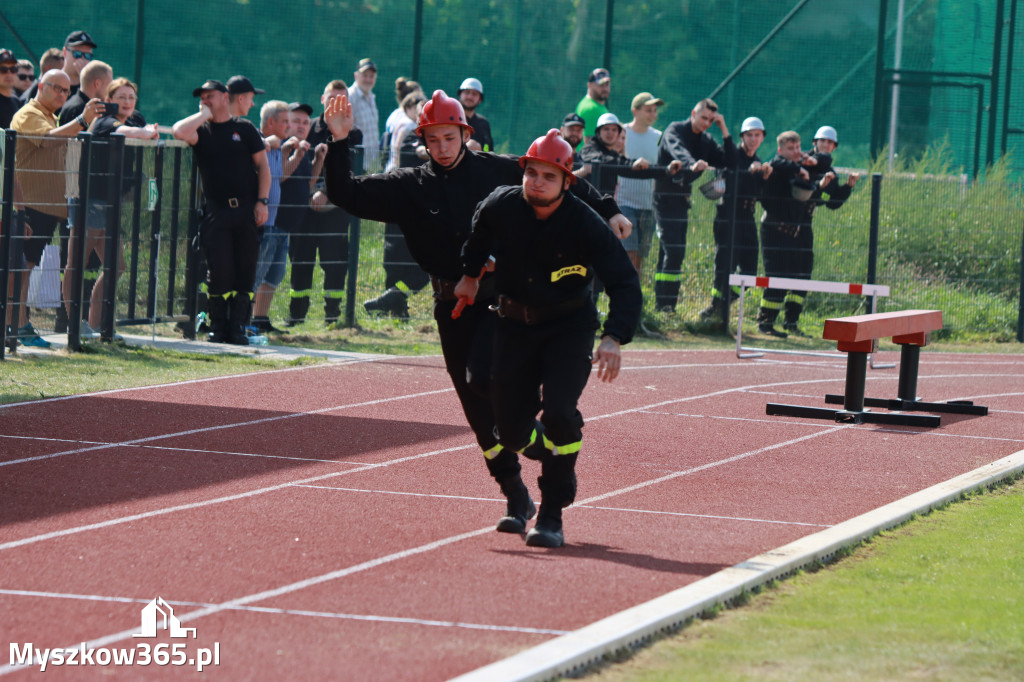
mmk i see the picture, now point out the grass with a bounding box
[587,476,1024,682]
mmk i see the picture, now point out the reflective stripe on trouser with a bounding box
[542,434,581,456]
[653,193,690,308]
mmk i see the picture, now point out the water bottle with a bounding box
[248,334,269,346]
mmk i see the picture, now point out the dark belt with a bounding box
[208,196,251,210]
[431,276,495,302]
[491,295,586,325]
[766,222,802,238]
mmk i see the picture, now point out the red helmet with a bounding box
[519,129,577,184]
[416,89,474,137]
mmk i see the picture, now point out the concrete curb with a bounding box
[451,449,1024,682]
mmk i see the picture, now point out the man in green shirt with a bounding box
[575,67,611,140]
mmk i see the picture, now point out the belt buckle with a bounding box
[228,197,239,208]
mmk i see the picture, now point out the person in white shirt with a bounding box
[348,58,380,171]
[618,92,665,271]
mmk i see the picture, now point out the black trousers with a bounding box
[288,208,349,319]
[711,210,759,297]
[433,295,502,452]
[382,222,429,292]
[652,192,691,309]
[760,221,813,305]
[201,205,259,297]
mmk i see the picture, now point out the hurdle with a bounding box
[729,273,893,368]
[766,309,988,427]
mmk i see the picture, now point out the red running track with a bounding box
[1,349,1022,680]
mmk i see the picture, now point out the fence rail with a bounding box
[1,132,1022,359]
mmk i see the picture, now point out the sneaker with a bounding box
[79,320,100,340]
[18,323,52,348]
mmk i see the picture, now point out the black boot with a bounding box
[363,288,409,319]
[699,296,727,322]
[324,296,342,326]
[782,301,810,337]
[287,295,309,327]
[495,475,536,533]
[525,454,578,548]
[757,307,788,338]
[525,503,564,548]
[227,294,251,346]
[206,295,229,343]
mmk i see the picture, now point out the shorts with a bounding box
[253,224,289,289]
[21,207,64,266]
[618,205,656,260]
[67,197,110,232]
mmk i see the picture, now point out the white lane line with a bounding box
[576,505,831,528]
[0,444,475,552]
[0,387,454,468]
[0,589,567,637]
[294,485,502,504]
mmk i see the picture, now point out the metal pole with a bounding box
[871,0,889,158]
[989,0,1005,169]
[411,0,423,81]
[133,0,145,90]
[867,173,882,313]
[68,133,93,352]
[0,129,16,359]
[1018,211,1024,342]
[709,0,814,100]
[102,135,125,341]
[1002,0,1017,154]
[344,146,364,328]
[886,0,905,171]
[603,0,614,72]
[148,143,164,321]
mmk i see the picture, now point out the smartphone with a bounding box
[103,102,119,116]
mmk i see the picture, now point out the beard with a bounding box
[524,189,563,208]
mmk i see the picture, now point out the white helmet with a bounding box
[814,125,838,143]
[740,116,765,134]
[458,77,483,96]
[596,112,623,131]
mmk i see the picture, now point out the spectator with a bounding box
[275,102,316,299]
[286,80,360,327]
[20,48,62,104]
[777,125,860,336]
[699,116,772,323]
[21,31,97,105]
[454,129,643,548]
[68,78,157,337]
[383,77,421,172]
[652,97,730,312]
[457,77,493,152]
[0,49,20,128]
[250,100,293,335]
[9,69,103,347]
[579,111,678,231]
[227,74,264,119]
[14,58,34,98]
[58,59,112,126]
[363,90,430,319]
[618,92,666,271]
[173,79,270,345]
[349,58,380,171]
[575,67,611,140]
[559,112,586,175]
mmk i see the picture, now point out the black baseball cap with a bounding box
[562,112,585,128]
[0,48,15,65]
[288,102,314,116]
[588,68,611,84]
[356,58,377,73]
[192,79,228,97]
[65,30,97,48]
[226,75,265,95]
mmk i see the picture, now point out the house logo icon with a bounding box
[132,597,197,638]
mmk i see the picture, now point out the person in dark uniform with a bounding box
[323,90,631,536]
[173,79,270,344]
[287,80,361,327]
[653,98,730,312]
[457,78,493,152]
[699,116,773,323]
[454,129,642,548]
[579,112,681,197]
[778,125,860,336]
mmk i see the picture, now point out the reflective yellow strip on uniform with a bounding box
[654,272,683,282]
[543,434,581,456]
[324,290,345,299]
[290,289,312,298]
[395,281,412,294]
[551,265,587,282]
[483,444,502,460]
[761,298,782,310]
[785,293,805,305]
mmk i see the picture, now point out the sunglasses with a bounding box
[69,50,94,61]
[18,73,35,81]
[0,65,17,74]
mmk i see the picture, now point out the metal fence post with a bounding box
[344,145,365,327]
[101,134,125,341]
[867,173,882,314]
[1018,210,1024,342]
[0,129,16,359]
[68,133,93,352]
